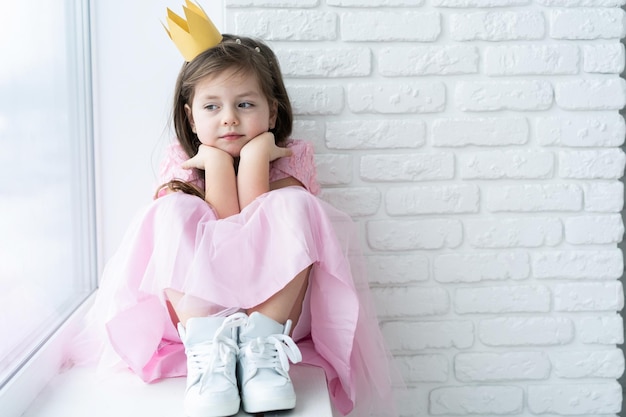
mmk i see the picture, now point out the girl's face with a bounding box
[185,68,277,157]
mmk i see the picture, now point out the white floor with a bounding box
[23,364,333,417]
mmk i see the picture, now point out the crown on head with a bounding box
[164,0,222,62]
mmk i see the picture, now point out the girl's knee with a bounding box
[154,192,217,219]
[267,186,315,207]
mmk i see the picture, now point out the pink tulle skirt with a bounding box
[71,186,398,416]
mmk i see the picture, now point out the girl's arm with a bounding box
[182,145,240,218]
[237,132,292,209]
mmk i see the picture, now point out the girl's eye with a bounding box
[204,104,218,111]
[239,102,254,109]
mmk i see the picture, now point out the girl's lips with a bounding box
[220,133,243,141]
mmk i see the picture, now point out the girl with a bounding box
[76,24,398,417]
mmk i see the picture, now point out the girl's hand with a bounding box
[182,144,233,170]
[241,132,293,162]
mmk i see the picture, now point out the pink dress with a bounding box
[74,139,398,416]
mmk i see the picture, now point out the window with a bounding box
[0,0,96,388]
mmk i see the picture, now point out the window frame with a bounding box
[0,0,97,414]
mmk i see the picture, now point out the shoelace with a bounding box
[186,312,248,392]
[240,332,302,382]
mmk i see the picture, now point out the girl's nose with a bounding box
[221,107,239,126]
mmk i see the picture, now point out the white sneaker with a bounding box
[237,312,303,413]
[178,313,247,417]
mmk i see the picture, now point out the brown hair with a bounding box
[156,35,293,199]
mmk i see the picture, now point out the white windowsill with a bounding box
[22,362,333,417]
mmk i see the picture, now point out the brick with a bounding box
[532,249,623,280]
[276,47,370,78]
[367,219,462,250]
[319,187,380,217]
[379,46,478,76]
[466,217,562,248]
[485,45,579,75]
[366,254,429,285]
[372,286,450,317]
[479,317,574,346]
[552,350,625,379]
[224,0,319,8]
[348,81,445,113]
[577,315,624,344]
[537,0,625,5]
[430,386,523,415]
[485,183,583,212]
[455,285,551,313]
[361,153,454,181]
[325,119,425,149]
[292,120,324,150]
[554,282,624,312]
[328,0,425,5]
[395,387,428,417]
[564,214,624,244]
[455,351,551,381]
[432,117,528,147]
[234,10,337,40]
[434,0,529,5]
[226,0,318,6]
[536,113,626,147]
[434,252,530,283]
[583,181,624,212]
[555,78,626,110]
[451,11,545,41]
[559,149,626,179]
[528,382,621,414]
[550,8,626,40]
[460,150,554,179]
[385,184,480,215]
[395,354,448,383]
[287,84,344,115]
[381,320,474,350]
[315,154,352,185]
[455,80,552,111]
[340,11,441,41]
[583,43,626,73]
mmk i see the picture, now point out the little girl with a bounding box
[76,5,398,417]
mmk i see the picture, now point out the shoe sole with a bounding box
[242,396,296,414]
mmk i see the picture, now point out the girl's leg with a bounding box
[165,264,311,328]
[246,265,311,328]
[169,288,246,417]
[164,288,226,327]
[238,266,311,413]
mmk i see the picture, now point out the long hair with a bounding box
[157,35,293,199]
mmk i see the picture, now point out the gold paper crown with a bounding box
[164,0,222,62]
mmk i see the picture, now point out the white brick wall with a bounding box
[224,0,625,415]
